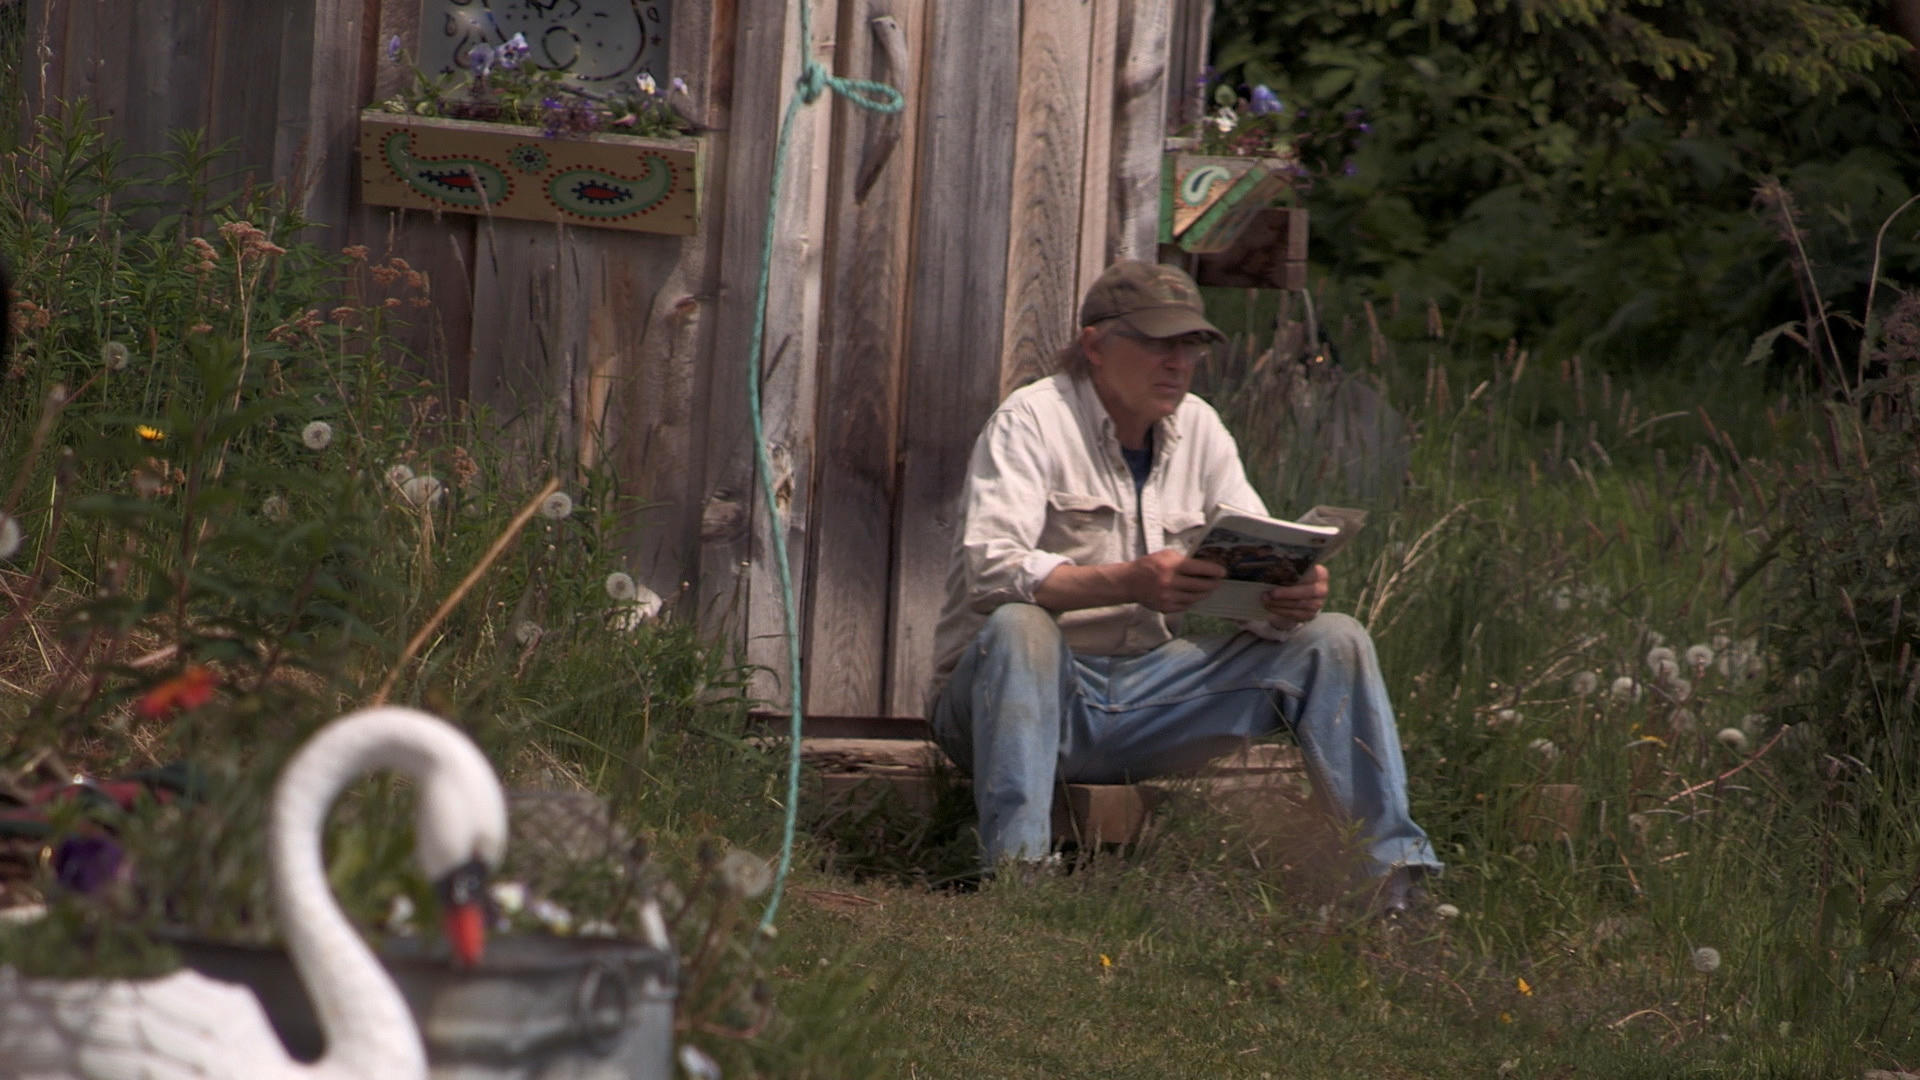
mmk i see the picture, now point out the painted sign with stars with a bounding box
[416,0,671,89]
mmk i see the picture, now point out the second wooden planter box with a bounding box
[1159,151,1293,255]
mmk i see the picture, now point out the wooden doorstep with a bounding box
[800,737,1309,846]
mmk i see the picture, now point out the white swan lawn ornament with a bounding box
[0,706,508,1079]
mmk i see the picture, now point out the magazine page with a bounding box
[1184,506,1366,622]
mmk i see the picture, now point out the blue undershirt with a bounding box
[1120,432,1154,494]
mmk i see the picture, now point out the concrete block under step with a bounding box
[803,738,1308,847]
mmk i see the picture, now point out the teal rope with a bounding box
[750,1,903,932]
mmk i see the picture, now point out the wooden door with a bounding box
[793,0,1193,720]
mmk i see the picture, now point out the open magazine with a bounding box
[1186,505,1367,621]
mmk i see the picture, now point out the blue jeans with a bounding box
[930,603,1441,877]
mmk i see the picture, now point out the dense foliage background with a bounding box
[1213,0,1920,377]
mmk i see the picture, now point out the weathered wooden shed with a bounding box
[27,0,1218,720]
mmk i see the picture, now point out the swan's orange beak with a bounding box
[435,858,491,968]
[443,902,486,967]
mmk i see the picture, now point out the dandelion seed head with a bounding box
[528,898,573,934]
[610,583,665,631]
[1668,707,1697,735]
[1740,712,1768,737]
[1715,727,1749,752]
[539,491,573,520]
[637,899,669,950]
[1435,903,1461,919]
[717,849,774,899]
[1570,671,1599,696]
[385,463,415,487]
[514,621,543,647]
[383,894,417,935]
[1548,586,1572,612]
[1685,644,1714,670]
[261,494,291,523]
[1528,737,1559,762]
[101,341,130,370]
[1691,946,1721,974]
[302,420,334,450]
[487,881,528,918]
[678,1044,722,1080]
[1610,676,1641,702]
[1626,812,1652,839]
[605,571,637,601]
[400,474,444,508]
[0,513,21,561]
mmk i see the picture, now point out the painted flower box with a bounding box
[358,110,702,236]
[1159,150,1294,255]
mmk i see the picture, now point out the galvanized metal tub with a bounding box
[172,934,676,1078]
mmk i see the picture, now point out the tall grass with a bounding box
[1182,237,1920,1064]
[0,101,893,1077]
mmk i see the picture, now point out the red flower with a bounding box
[136,665,218,720]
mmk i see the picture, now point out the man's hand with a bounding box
[1133,548,1225,613]
[1260,563,1329,629]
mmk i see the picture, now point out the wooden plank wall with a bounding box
[1110,0,1174,263]
[696,0,839,704]
[19,0,1195,722]
[883,0,1022,717]
[998,3,1093,400]
[802,0,925,715]
[25,0,323,226]
[1165,0,1215,133]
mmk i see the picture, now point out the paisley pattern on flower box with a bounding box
[546,158,677,220]
[359,112,698,235]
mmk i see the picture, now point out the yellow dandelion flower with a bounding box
[1099,954,1113,968]
[1498,1011,1514,1024]
[136,425,165,442]
[1516,976,1533,996]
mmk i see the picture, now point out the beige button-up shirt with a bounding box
[929,372,1270,701]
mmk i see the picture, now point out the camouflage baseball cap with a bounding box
[1078,260,1224,342]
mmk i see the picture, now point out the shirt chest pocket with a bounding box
[1041,490,1123,563]
[1162,509,1209,554]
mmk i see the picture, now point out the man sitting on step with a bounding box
[927,259,1440,912]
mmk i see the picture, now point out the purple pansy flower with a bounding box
[467,43,495,77]
[1249,85,1283,116]
[387,35,402,61]
[497,32,529,70]
[54,835,127,895]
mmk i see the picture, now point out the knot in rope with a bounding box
[794,62,905,115]
[796,61,830,104]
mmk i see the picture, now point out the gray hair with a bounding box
[1054,320,1121,378]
